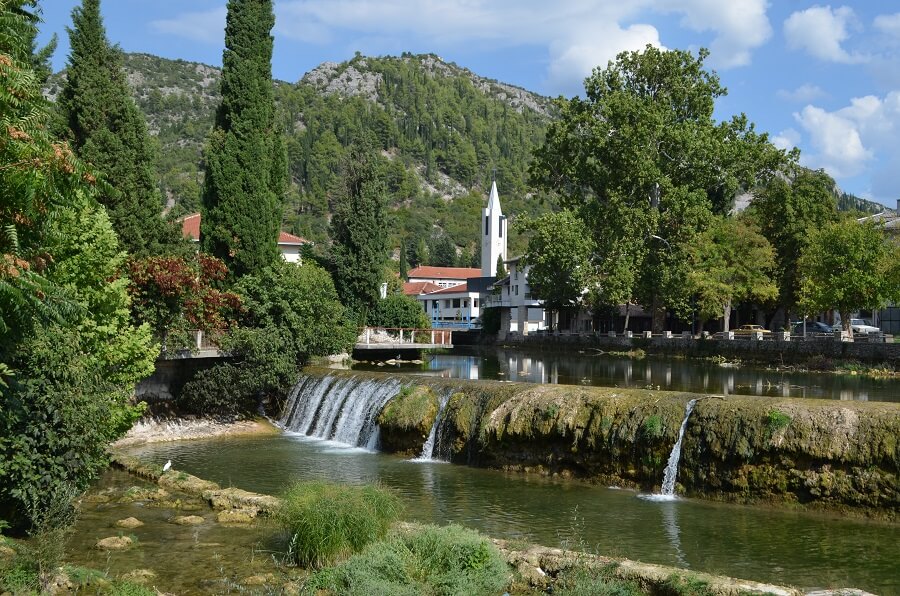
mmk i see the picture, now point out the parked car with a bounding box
[733,324,770,335]
[832,319,880,334]
[792,321,833,334]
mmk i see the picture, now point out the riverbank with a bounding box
[112,416,280,448]
[100,452,807,595]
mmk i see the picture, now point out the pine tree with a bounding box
[200,0,285,278]
[58,0,180,257]
[330,142,387,322]
[399,239,408,281]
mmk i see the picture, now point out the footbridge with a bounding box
[354,327,453,352]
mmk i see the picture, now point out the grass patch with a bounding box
[552,563,643,596]
[641,415,664,440]
[276,480,403,568]
[765,410,791,436]
[303,524,508,595]
[662,572,715,596]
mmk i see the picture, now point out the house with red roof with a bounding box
[179,213,308,263]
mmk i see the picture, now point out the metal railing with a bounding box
[358,327,453,346]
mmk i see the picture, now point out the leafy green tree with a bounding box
[330,143,388,321]
[399,239,409,281]
[530,46,787,331]
[0,6,157,531]
[495,255,507,280]
[798,219,900,335]
[370,294,429,329]
[687,216,778,332]
[521,211,595,331]
[748,169,839,321]
[200,0,286,278]
[57,0,182,257]
[429,232,457,267]
[236,260,357,361]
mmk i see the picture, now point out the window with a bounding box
[499,217,503,238]
[463,300,469,308]
[485,215,489,236]
[514,269,518,280]
[515,286,519,296]
[433,300,439,310]
[445,300,451,308]
[474,299,479,308]
[453,298,461,308]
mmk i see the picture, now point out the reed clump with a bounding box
[276,481,402,568]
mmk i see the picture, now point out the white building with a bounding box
[485,257,547,335]
[481,180,508,276]
[407,265,482,289]
[179,213,307,263]
[421,283,482,326]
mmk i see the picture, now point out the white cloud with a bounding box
[783,5,867,64]
[793,92,900,201]
[149,7,227,44]
[655,0,771,68]
[771,128,801,151]
[873,12,900,37]
[776,84,827,103]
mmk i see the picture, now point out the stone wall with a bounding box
[134,356,227,405]
[502,333,900,363]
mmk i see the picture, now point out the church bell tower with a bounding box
[481,179,507,277]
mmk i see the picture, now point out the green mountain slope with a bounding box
[49,52,554,260]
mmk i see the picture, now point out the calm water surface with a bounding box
[125,434,900,593]
[353,347,900,402]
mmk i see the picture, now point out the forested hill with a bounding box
[47,52,555,260]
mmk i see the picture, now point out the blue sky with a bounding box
[37,1,900,208]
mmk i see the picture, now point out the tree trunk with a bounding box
[841,309,853,339]
[723,300,732,333]
[622,302,631,334]
[651,295,666,334]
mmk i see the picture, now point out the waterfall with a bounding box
[279,374,401,449]
[659,399,698,497]
[414,390,453,462]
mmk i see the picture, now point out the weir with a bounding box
[414,390,452,462]
[278,373,402,449]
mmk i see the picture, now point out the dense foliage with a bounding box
[1,1,156,532]
[330,142,388,321]
[798,219,900,332]
[369,293,430,329]
[127,253,241,352]
[521,210,595,328]
[56,0,182,257]
[530,46,788,331]
[200,0,286,278]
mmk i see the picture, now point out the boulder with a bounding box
[96,536,133,550]
[115,517,144,529]
[170,515,205,526]
[216,509,256,524]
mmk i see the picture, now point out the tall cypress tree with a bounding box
[58,0,180,257]
[330,142,387,322]
[200,0,285,278]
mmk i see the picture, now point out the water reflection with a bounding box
[354,348,899,402]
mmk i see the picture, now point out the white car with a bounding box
[832,319,880,334]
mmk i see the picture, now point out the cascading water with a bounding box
[279,374,402,449]
[659,398,698,497]
[413,390,453,462]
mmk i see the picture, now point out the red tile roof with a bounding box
[403,281,442,296]
[426,282,473,295]
[179,213,308,245]
[407,265,482,280]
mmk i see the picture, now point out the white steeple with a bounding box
[481,180,508,277]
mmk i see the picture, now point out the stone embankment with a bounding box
[501,332,900,364]
[113,416,279,447]
[328,369,900,519]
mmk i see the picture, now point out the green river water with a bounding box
[112,433,899,594]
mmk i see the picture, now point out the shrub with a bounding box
[552,563,643,596]
[369,293,430,329]
[276,481,402,568]
[305,524,508,595]
[765,410,791,435]
[641,415,664,440]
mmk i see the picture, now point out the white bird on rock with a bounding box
[162,459,172,472]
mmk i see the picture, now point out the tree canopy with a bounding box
[57,0,182,257]
[798,219,900,333]
[200,0,286,278]
[530,45,788,331]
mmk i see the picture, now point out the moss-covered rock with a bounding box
[319,369,900,518]
[376,385,440,455]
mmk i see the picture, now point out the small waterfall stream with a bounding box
[659,398,698,497]
[279,374,402,449]
[414,391,453,462]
